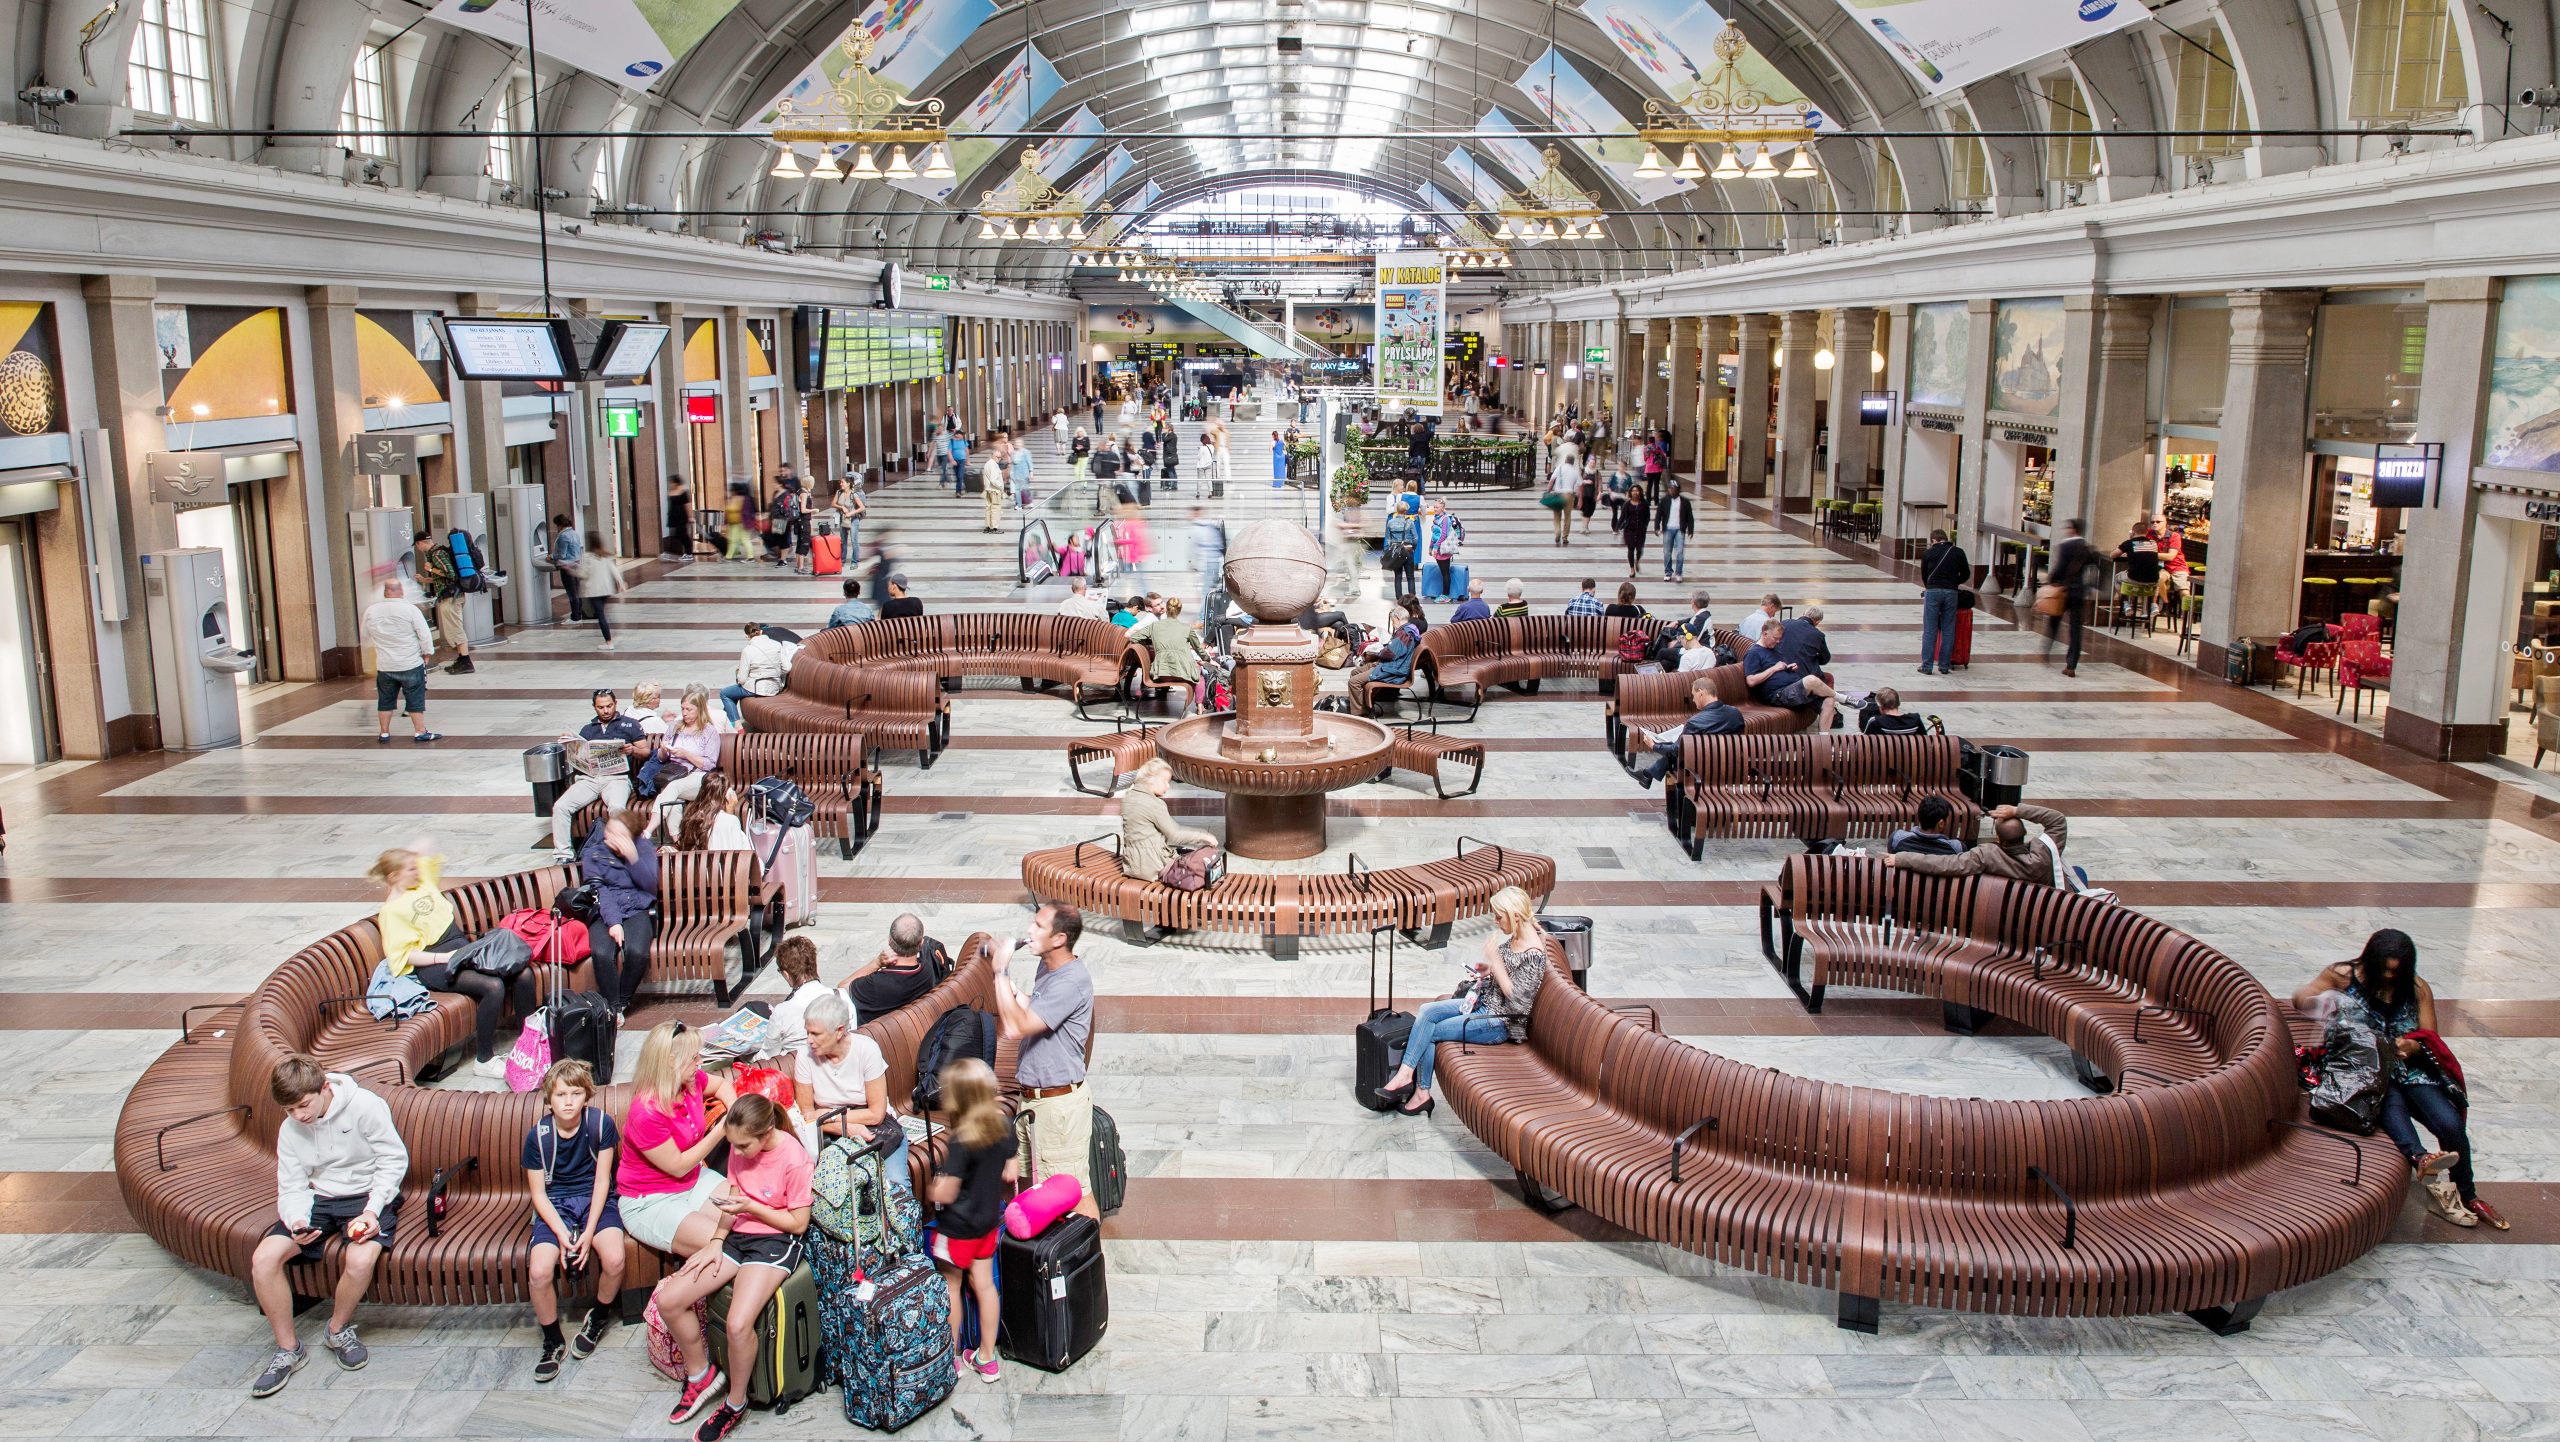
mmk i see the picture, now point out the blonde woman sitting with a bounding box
[1371,886,1550,1118]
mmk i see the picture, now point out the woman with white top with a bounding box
[669,773,750,852]
[1547,450,1581,546]
[791,992,907,1185]
[718,622,789,728]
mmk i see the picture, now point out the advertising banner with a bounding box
[1375,253,1447,415]
[1583,0,1828,129]
[1832,0,2146,97]
[433,0,745,92]
[757,0,994,123]
[1514,46,1689,204]
[1031,105,1104,181]
[892,45,1062,203]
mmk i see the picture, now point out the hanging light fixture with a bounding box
[1673,145,1706,179]
[1636,146,1667,178]
[1638,22,1824,187]
[883,145,915,179]
[769,147,803,179]
[1494,145,1604,247]
[973,146,1105,247]
[922,141,955,179]
[766,27,948,186]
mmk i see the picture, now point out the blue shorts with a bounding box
[531,1190,625,1251]
[375,666,427,714]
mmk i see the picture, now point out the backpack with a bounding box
[769,488,801,524]
[447,530,488,594]
[917,935,953,985]
[809,1124,918,1261]
[1383,515,1417,569]
[911,1006,997,1111]
[1616,628,1652,665]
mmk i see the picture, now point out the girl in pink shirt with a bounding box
[652,1094,813,1441]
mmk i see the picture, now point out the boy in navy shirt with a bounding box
[524,1059,627,1382]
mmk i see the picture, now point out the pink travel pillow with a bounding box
[1004,1174,1084,1238]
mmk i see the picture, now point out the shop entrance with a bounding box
[171,469,285,686]
[0,520,54,766]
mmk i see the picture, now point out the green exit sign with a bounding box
[924,273,953,291]
[1584,345,1609,365]
[602,405,642,439]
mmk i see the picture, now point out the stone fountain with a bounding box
[1151,519,1396,860]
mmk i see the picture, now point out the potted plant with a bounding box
[1328,449,1371,512]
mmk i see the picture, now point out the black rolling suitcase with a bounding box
[998,1110,1109,1372]
[1538,915,1594,992]
[1353,927,1415,1112]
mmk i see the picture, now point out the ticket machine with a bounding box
[489,484,551,627]
[141,548,255,749]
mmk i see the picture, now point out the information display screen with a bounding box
[794,306,950,391]
[1193,342,1247,359]
[439,319,571,380]
[1444,331,1484,368]
[592,323,670,381]
[1128,341,1182,361]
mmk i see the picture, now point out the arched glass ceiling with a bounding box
[1127,0,1453,180]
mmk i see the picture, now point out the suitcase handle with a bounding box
[1368,925,1396,1016]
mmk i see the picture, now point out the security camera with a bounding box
[19,85,76,107]
[560,223,583,237]
[2523,86,2560,108]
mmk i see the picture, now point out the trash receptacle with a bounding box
[1979,745,2030,809]
[1539,915,1594,991]
[524,742,568,819]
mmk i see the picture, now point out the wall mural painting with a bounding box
[2485,275,2560,472]
[1989,298,2064,418]
[160,306,291,422]
[354,311,449,409]
[0,303,65,438]
[1907,301,1971,409]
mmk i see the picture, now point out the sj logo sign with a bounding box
[146,451,229,511]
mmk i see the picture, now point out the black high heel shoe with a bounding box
[1372,1080,1417,1109]
[1397,1095,1436,1118]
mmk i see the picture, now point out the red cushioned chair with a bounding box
[2337,637,2392,722]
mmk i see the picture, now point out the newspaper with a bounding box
[566,736,628,779]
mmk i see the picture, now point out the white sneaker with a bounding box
[471,1057,508,1081]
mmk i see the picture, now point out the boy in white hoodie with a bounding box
[247,1055,409,1398]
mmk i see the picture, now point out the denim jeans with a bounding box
[1400,997,1510,1091]
[1662,528,1687,579]
[719,682,754,727]
[1920,587,1959,670]
[2379,1080,2475,1203]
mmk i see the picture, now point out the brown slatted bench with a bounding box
[1603,659,1821,764]
[1414,615,1672,715]
[1437,897,2405,1335]
[1660,733,1982,858]
[738,664,948,767]
[1019,836,1556,958]
[115,892,998,1311]
[723,733,882,858]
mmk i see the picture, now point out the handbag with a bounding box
[448,926,532,981]
[1539,491,1568,511]
[500,907,592,965]
[553,882,601,923]
[504,1008,553,1091]
[1159,844,1224,892]
[2032,584,2067,617]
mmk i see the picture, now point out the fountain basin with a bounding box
[1154,710,1396,859]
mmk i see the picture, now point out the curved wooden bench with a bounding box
[1604,661,1821,758]
[1020,836,1555,958]
[723,733,882,859]
[1438,878,2404,1334]
[1661,734,1981,858]
[1416,615,1671,708]
[738,664,947,767]
[115,898,996,1310]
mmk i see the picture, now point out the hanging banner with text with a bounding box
[430,0,746,92]
[1374,254,1447,416]
[1831,0,2146,96]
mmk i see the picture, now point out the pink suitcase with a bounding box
[749,816,818,928]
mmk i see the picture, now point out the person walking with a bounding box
[1426,499,1464,599]
[548,517,586,622]
[575,533,622,651]
[662,477,694,561]
[1617,476,1654,579]
[1917,528,1970,675]
[364,577,441,744]
[2042,518,2097,678]
[1546,450,1579,546]
[1657,480,1693,583]
[981,441,1008,533]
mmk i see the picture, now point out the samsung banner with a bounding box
[1833,0,2146,96]
[432,0,745,91]
[1375,254,1447,416]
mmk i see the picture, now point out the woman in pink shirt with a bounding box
[616,1022,736,1255]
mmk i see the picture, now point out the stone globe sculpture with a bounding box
[1221,519,1328,624]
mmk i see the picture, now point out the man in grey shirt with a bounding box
[991,902,1097,1219]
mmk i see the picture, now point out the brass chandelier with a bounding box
[1490,145,1606,241]
[767,28,953,182]
[976,148,1107,243]
[1635,22,1821,182]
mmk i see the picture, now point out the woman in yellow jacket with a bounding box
[369,843,538,1080]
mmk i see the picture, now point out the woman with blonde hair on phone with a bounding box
[1370,886,1549,1117]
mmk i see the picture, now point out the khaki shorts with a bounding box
[1017,1083,1093,1194]
[434,596,469,649]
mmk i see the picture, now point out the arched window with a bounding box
[2042,75,2098,182]
[2351,0,2469,121]
[128,0,217,123]
[339,42,392,157]
[2172,26,2248,159]
[485,81,516,185]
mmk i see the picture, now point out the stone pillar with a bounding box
[1733,315,1774,499]
[1643,317,1673,438]
[1667,316,1701,472]
[304,285,370,668]
[653,301,688,491]
[1699,316,1735,495]
[2046,295,2104,535]
[1826,307,1878,507]
[82,272,169,748]
[2081,296,2157,553]
[1876,303,1916,549]
[1956,299,1997,559]
[719,307,754,484]
[1774,310,1820,511]
[2384,277,2513,760]
[2195,289,2319,677]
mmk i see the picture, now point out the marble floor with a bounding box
[6,448,2558,1442]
